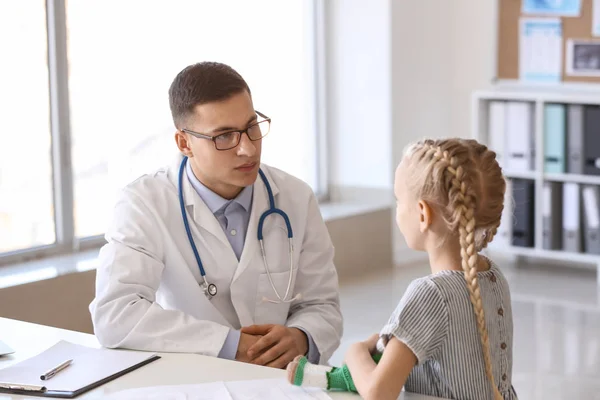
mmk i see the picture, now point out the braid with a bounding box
[426,145,503,400]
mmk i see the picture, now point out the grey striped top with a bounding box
[379,260,518,400]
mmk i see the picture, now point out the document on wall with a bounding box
[520,18,563,83]
[593,0,600,36]
[522,0,581,17]
[103,380,333,400]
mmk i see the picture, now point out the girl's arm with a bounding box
[345,336,417,400]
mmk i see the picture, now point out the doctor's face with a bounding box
[179,90,262,199]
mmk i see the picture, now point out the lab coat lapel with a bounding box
[167,155,231,248]
[232,166,280,283]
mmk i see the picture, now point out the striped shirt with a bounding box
[379,260,518,400]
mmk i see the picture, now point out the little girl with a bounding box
[287,139,517,400]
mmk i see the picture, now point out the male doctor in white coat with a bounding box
[89,62,343,368]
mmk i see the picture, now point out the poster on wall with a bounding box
[522,0,582,17]
[520,18,563,83]
[566,39,600,76]
[593,0,600,36]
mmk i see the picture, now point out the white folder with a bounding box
[505,101,534,173]
[582,185,600,254]
[563,182,582,253]
[488,101,506,169]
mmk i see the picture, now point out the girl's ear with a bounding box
[418,200,433,233]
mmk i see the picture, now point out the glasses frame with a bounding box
[181,110,271,151]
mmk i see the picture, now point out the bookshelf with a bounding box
[472,85,600,282]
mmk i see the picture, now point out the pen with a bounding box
[40,359,73,380]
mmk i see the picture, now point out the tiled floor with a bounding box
[331,259,600,400]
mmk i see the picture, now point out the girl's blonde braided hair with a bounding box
[404,138,505,400]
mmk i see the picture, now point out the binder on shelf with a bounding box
[583,105,600,176]
[582,185,600,255]
[505,102,534,174]
[542,182,563,250]
[563,182,582,253]
[488,101,506,169]
[496,179,513,248]
[567,105,584,174]
[544,104,566,173]
[512,179,535,248]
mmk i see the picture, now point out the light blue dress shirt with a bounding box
[186,163,320,363]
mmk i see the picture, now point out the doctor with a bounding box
[89,62,343,368]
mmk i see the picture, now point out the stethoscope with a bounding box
[178,156,299,303]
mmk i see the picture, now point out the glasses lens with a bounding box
[214,131,241,150]
[248,120,270,141]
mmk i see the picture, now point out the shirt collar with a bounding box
[186,160,253,214]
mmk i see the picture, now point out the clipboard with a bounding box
[0,341,161,398]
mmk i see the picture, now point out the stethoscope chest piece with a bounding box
[207,283,218,297]
[201,281,218,298]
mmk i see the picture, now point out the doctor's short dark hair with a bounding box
[168,61,251,129]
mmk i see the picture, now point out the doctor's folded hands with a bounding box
[89,62,343,369]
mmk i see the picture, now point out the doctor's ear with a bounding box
[417,200,433,233]
[175,131,194,158]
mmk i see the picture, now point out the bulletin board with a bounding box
[497,0,600,83]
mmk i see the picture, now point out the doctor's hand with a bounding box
[235,333,263,363]
[241,324,308,369]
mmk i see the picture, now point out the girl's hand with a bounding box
[345,334,380,364]
[363,334,380,353]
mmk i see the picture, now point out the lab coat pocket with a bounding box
[254,269,298,325]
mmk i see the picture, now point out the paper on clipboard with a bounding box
[0,340,159,397]
[520,18,563,83]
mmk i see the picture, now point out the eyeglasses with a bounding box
[181,111,271,151]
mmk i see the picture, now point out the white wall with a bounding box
[327,0,498,263]
[390,0,454,167]
[448,0,499,144]
[326,0,392,190]
[390,0,498,165]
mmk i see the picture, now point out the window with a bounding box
[1,1,325,261]
[0,1,55,253]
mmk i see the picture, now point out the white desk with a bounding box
[0,318,443,400]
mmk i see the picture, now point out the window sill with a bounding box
[0,197,393,290]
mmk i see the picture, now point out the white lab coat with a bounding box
[89,156,343,363]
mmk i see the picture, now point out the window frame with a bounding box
[0,0,329,265]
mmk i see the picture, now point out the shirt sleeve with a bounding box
[298,328,320,364]
[379,278,449,365]
[217,329,241,360]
